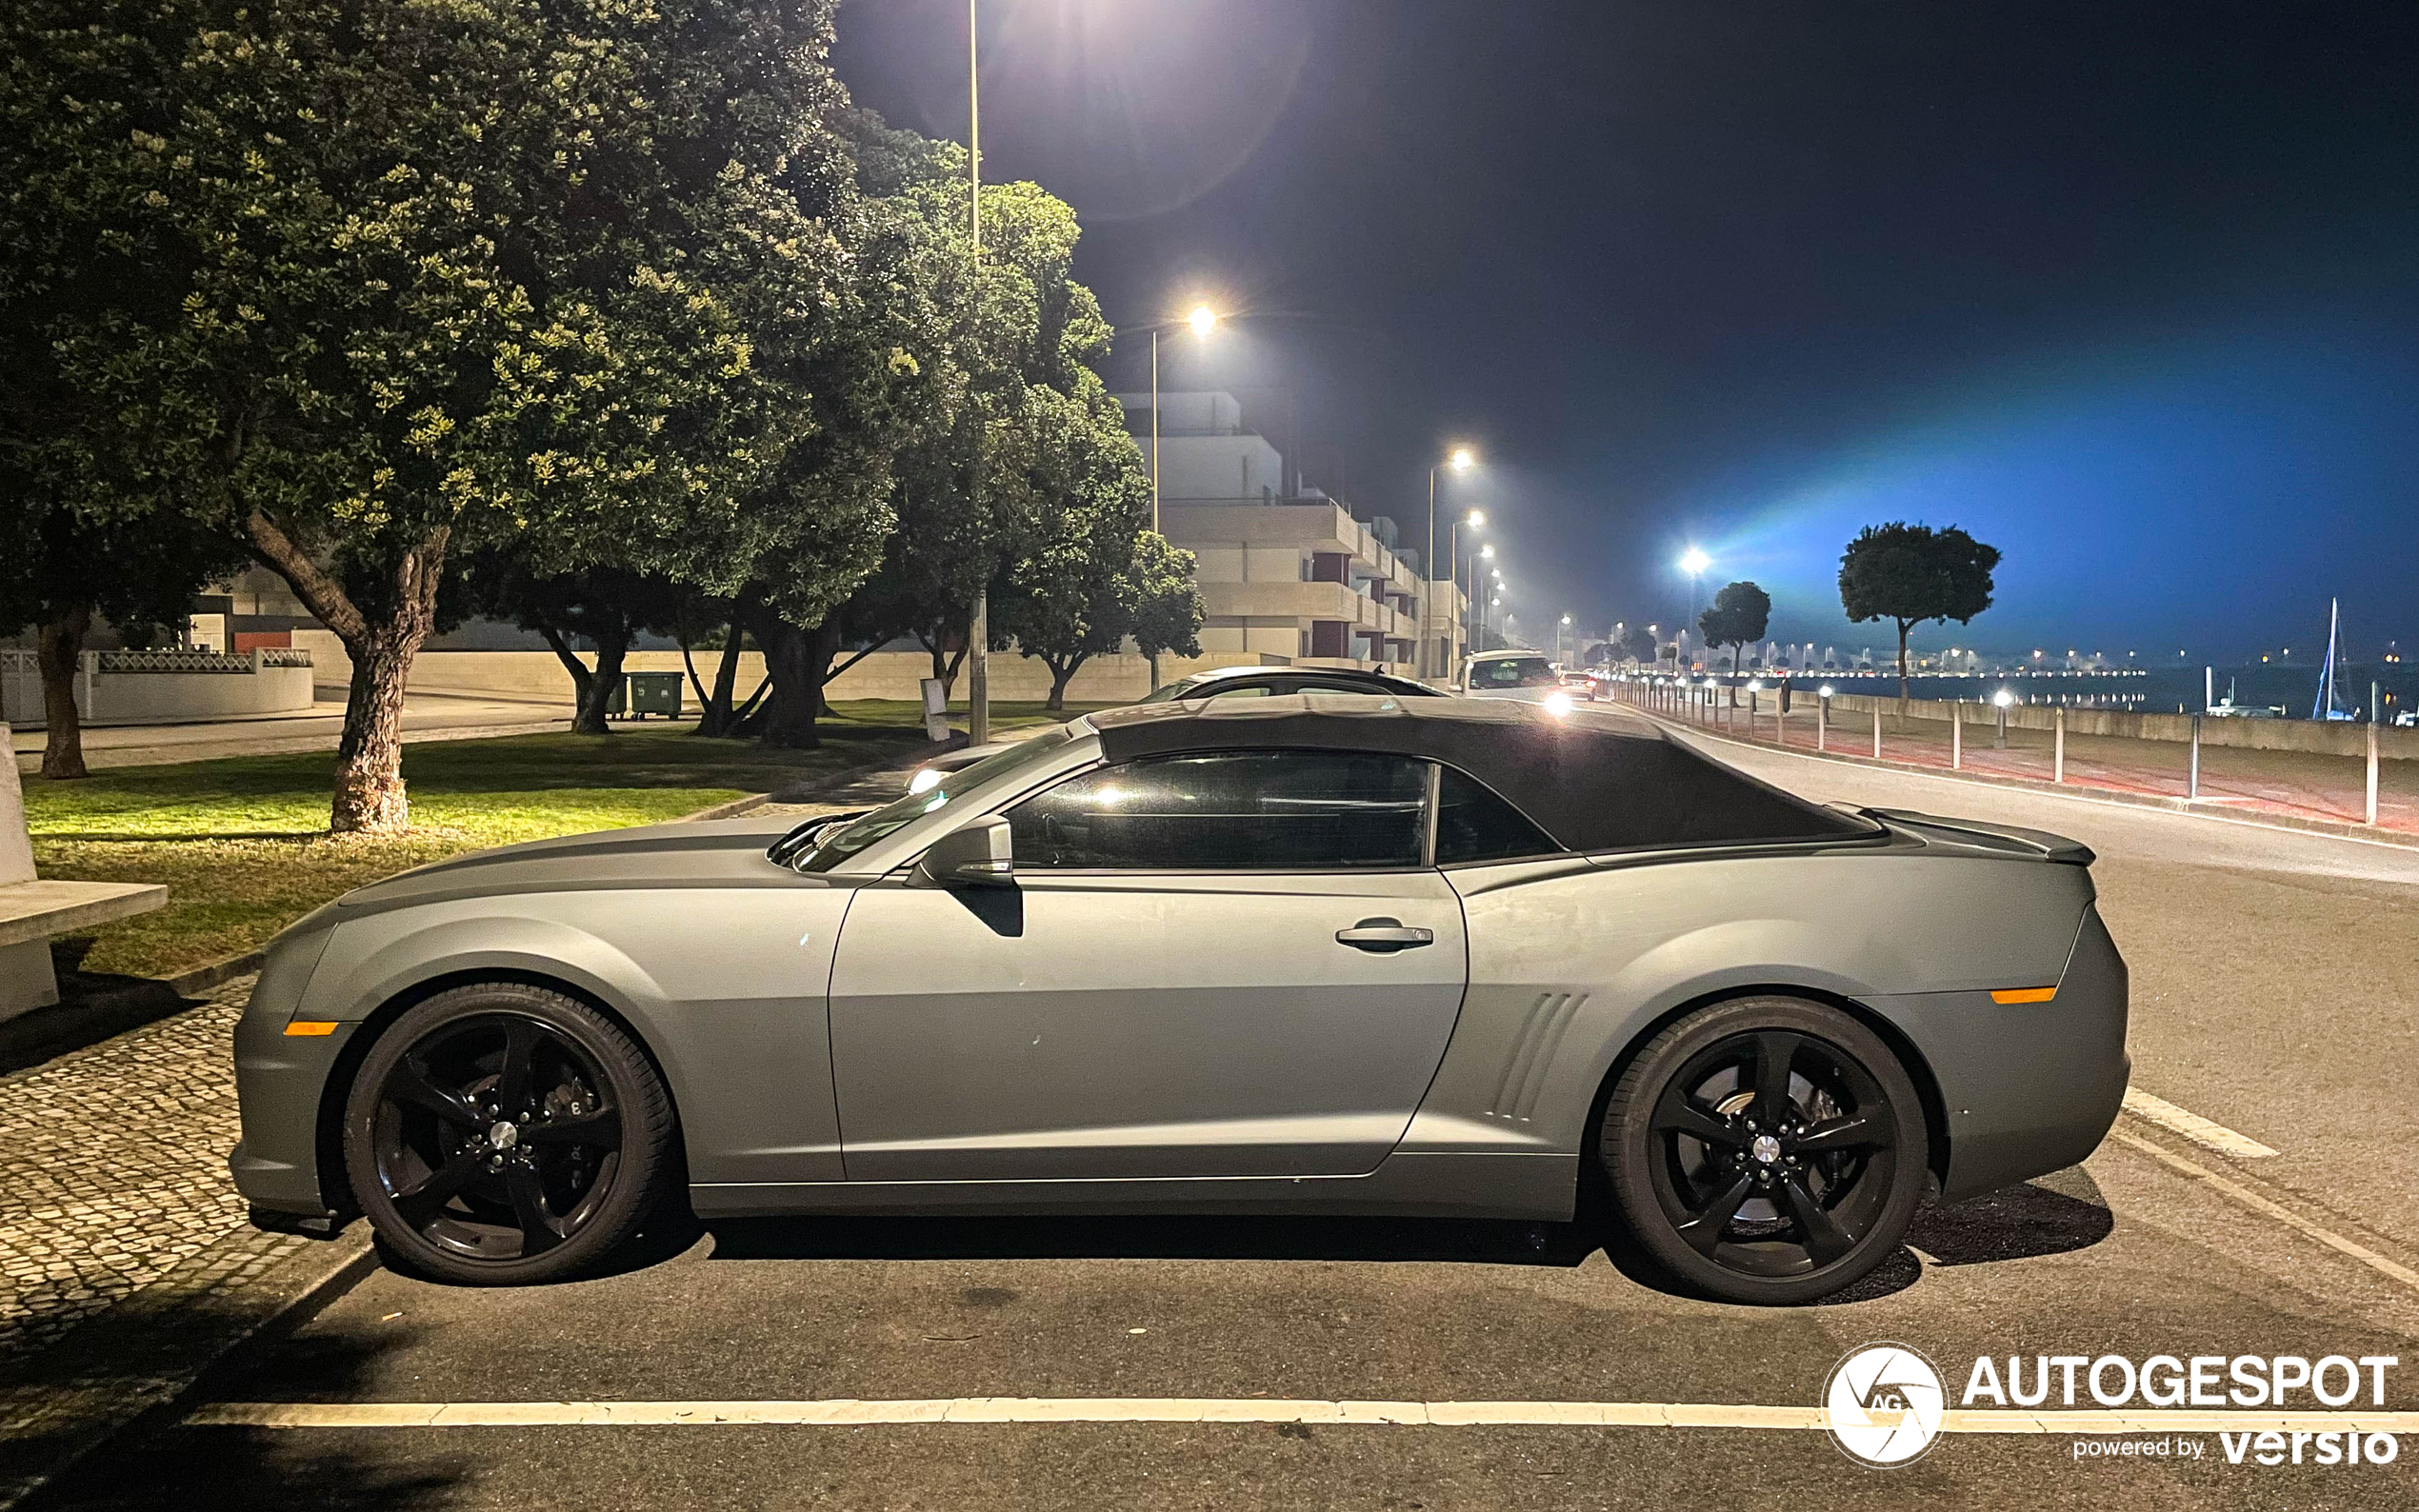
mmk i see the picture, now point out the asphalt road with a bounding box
[33,724,2419,1510]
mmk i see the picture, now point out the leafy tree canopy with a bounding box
[1838,521,2001,697]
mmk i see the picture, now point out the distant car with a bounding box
[230,695,2127,1304]
[1138,665,1448,704]
[1558,671,1599,701]
[902,666,1447,793]
[1461,649,1564,705]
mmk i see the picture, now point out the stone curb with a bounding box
[1637,706,2419,849]
[0,1224,377,1510]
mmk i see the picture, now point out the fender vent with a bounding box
[1487,991,1587,1122]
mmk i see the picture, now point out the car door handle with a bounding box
[1334,918,1435,952]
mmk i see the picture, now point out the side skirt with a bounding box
[690,1151,1579,1222]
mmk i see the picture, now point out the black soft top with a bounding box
[1084,694,1875,853]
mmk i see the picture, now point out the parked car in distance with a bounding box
[1461,649,1566,706]
[902,664,1447,793]
[230,694,2128,1304]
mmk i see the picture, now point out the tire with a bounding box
[1600,996,1929,1305]
[342,983,676,1285]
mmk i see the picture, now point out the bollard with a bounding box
[1817,695,1828,752]
[2369,721,2381,826]
[1994,701,2008,749]
[1749,688,1759,737]
[1872,706,1883,759]
[1951,702,1962,770]
[2189,713,2202,800]
[2053,706,2066,785]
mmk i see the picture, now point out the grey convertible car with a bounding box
[230,696,2128,1304]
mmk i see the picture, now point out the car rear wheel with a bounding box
[343,984,675,1285]
[1600,997,1929,1305]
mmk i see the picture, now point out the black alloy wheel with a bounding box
[344,984,675,1285]
[1601,997,1929,1305]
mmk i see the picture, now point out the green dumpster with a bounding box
[622,671,684,720]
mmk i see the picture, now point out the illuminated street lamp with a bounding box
[1423,448,1477,677]
[1188,303,1217,337]
[1680,547,1711,627]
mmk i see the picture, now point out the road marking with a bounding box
[2122,1088,2278,1158]
[2110,1129,2419,1295]
[187,1399,2419,1432]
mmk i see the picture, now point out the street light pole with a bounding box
[964,0,989,746]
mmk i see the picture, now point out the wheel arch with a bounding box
[1578,982,1951,1198]
[310,966,686,1217]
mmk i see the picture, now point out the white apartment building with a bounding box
[1118,390,1455,675]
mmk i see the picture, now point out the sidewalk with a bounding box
[0,744,940,1506]
[1626,691,2419,837]
[10,689,577,774]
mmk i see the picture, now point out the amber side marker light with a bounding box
[1989,987,2057,1005]
[282,1021,340,1037]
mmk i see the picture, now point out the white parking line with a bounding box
[2122,1088,2279,1159]
[187,1399,2419,1433]
[2109,1130,2419,1295]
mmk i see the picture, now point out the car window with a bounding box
[784,726,1073,872]
[1434,766,1560,865]
[1470,656,1558,688]
[1009,749,1429,870]
[1197,682,1278,700]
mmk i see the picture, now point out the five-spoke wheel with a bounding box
[1601,997,1928,1305]
[343,984,674,1285]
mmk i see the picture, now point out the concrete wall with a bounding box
[2,649,317,728]
[294,631,1291,707]
[1792,687,2419,762]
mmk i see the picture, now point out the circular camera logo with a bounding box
[1824,1343,1946,1467]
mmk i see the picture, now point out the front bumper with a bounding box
[227,925,354,1220]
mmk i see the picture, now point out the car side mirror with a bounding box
[914,816,1015,887]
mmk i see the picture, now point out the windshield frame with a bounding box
[780,726,1079,873]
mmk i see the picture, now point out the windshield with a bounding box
[782,726,1075,873]
[1469,656,1559,689]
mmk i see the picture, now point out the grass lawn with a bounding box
[25,699,1086,981]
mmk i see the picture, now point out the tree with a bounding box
[1837,523,2001,711]
[25,0,862,829]
[1128,532,1207,668]
[450,553,689,737]
[990,385,1170,711]
[0,489,242,778]
[1696,580,1771,675]
[1618,623,1659,666]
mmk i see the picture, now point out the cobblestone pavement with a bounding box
[0,977,285,1368]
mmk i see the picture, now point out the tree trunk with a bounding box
[34,602,90,780]
[1044,653,1087,712]
[543,621,630,736]
[1895,619,1912,728]
[244,511,446,834]
[692,622,746,737]
[752,613,831,749]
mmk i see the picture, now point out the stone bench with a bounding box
[1,725,170,1019]
[1,878,169,1019]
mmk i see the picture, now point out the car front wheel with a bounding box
[1601,997,1929,1305]
[343,984,675,1285]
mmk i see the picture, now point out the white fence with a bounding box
[0,647,317,727]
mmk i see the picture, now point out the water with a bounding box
[1709,663,2416,721]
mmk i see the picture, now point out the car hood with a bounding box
[333,816,820,916]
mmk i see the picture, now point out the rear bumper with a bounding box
[1875,903,2130,1204]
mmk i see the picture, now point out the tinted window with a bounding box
[1435,766,1560,865]
[1010,749,1428,870]
[1470,656,1558,688]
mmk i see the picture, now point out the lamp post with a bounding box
[1679,547,1710,640]
[1134,302,1220,692]
[1447,512,1485,675]
[1424,448,1474,678]
[964,0,989,745]
[1560,613,1573,667]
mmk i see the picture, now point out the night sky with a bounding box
[835,1,2419,662]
